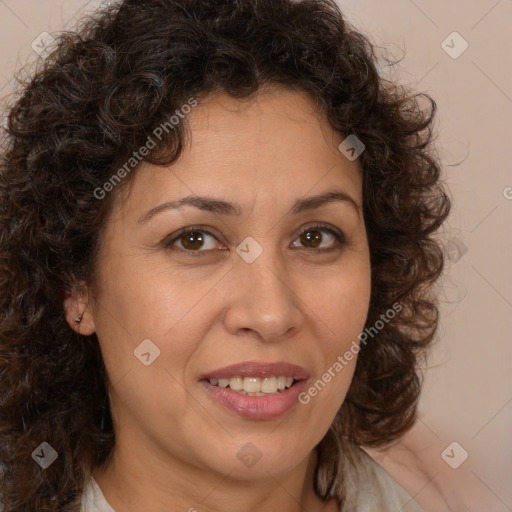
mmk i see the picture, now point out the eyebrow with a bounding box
[137,190,362,224]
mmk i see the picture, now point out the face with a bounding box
[66,87,371,483]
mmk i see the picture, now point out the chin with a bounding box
[199,436,312,480]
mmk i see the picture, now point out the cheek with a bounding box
[308,262,371,340]
[304,260,371,393]
[91,257,218,384]
[93,249,185,334]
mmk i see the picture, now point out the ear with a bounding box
[63,284,96,336]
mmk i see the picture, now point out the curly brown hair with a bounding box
[0,0,451,510]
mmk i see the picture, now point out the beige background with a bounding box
[1,1,511,510]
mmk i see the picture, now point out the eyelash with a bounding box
[162,223,347,257]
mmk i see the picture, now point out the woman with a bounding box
[0,0,450,510]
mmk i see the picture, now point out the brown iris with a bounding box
[299,229,322,248]
[180,231,205,250]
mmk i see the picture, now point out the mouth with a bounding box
[199,361,309,420]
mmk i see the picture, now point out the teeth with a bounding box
[208,376,296,395]
[243,377,260,393]
[229,377,243,391]
[261,377,277,393]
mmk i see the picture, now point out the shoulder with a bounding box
[342,444,425,511]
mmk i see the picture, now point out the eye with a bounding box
[163,226,224,255]
[290,223,346,253]
[163,223,346,256]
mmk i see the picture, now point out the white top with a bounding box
[80,478,115,512]
[78,453,425,512]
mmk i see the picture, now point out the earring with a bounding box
[74,315,82,323]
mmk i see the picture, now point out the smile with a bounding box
[200,361,309,420]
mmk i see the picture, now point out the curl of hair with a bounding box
[0,0,450,509]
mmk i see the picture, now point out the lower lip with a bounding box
[200,380,307,420]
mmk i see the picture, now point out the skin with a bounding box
[64,86,371,512]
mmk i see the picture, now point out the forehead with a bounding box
[186,87,342,158]
[116,87,363,218]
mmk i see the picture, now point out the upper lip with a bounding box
[200,361,309,380]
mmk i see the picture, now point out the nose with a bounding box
[222,248,305,342]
